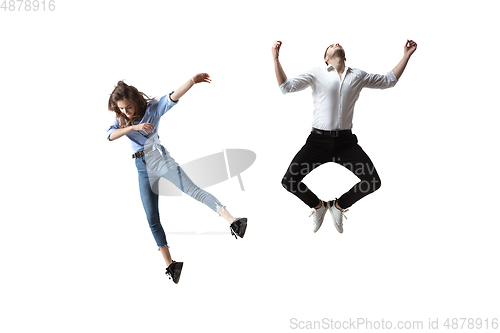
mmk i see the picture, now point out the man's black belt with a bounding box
[311,128,352,137]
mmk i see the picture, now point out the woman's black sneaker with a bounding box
[166,261,183,284]
[230,218,247,239]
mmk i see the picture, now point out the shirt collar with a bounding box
[327,64,351,73]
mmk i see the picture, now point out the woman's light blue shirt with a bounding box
[106,92,178,152]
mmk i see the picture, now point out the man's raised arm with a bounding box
[272,40,287,86]
[392,39,417,80]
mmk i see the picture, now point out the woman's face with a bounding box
[116,99,137,119]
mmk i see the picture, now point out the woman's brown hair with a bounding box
[108,81,153,127]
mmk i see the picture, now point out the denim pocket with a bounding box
[135,155,147,172]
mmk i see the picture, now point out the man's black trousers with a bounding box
[281,130,382,209]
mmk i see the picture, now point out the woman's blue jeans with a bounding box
[135,145,223,248]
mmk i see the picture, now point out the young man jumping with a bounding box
[272,39,417,233]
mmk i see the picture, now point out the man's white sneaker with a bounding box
[329,199,348,234]
[310,201,328,233]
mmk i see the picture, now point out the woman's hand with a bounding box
[132,123,155,135]
[191,73,211,84]
[171,74,211,102]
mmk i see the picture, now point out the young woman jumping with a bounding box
[106,73,247,284]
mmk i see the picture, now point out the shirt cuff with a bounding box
[279,79,290,95]
[387,70,397,81]
[168,91,179,103]
[106,128,116,141]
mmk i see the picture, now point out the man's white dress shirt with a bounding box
[280,65,398,130]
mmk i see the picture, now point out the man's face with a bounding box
[325,43,346,63]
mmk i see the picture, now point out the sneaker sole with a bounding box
[313,205,328,233]
[334,222,343,234]
[328,206,343,234]
[173,262,183,284]
[313,219,324,233]
[237,218,247,238]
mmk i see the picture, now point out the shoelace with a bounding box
[309,202,327,218]
[339,208,349,223]
[166,261,177,280]
[309,207,320,217]
[330,200,348,223]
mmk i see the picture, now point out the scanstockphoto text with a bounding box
[290,317,424,330]
[1,0,55,11]
[289,317,500,330]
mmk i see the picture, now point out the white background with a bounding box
[1,0,499,332]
